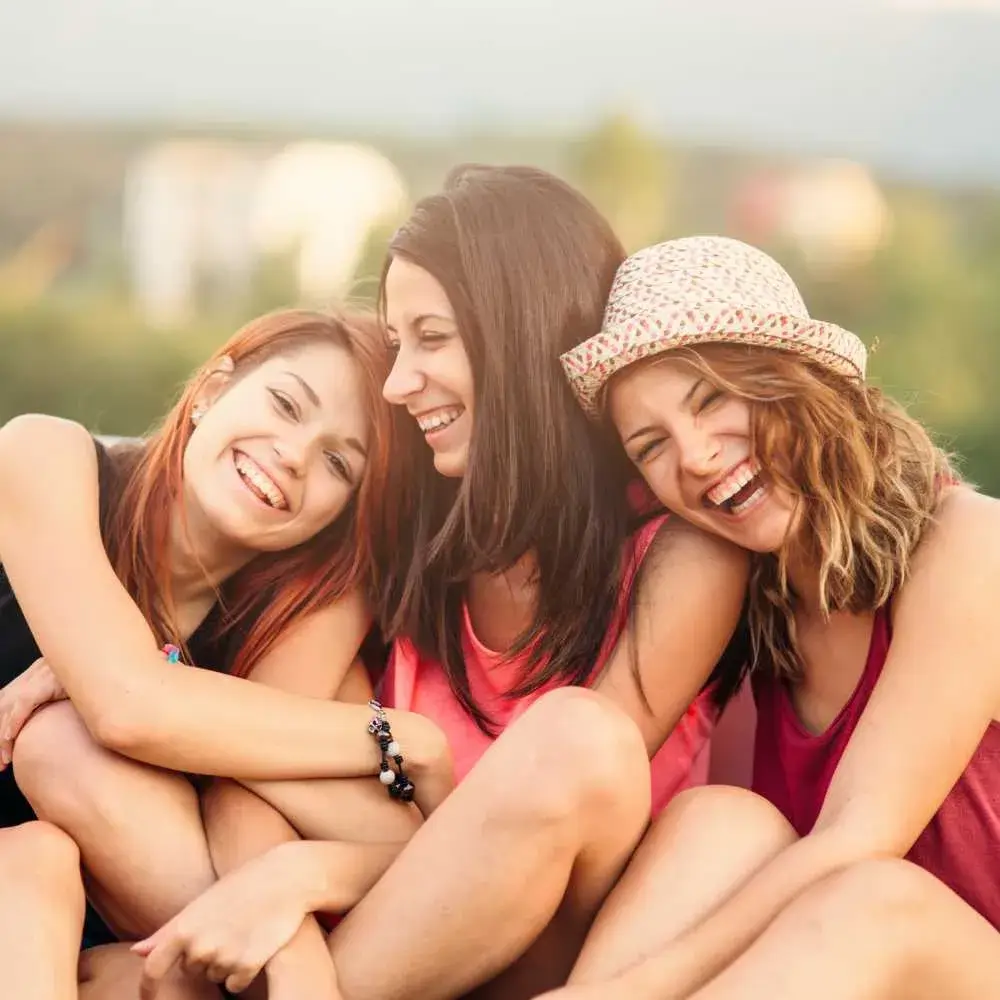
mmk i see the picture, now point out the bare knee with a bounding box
[0,820,82,890]
[497,688,651,828]
[656,785,796,850]
[12,701,102,809]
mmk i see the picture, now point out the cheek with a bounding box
[301,477,353,528]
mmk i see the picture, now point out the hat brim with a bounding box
[561,309,867,417]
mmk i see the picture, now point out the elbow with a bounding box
[83,694,153,756]
[87,707,143,754]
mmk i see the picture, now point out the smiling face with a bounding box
[607,355,797,554]
[381,256,475,479]
[182,341,370,553]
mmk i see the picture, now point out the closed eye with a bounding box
[419,331,450,347]
[696,388,725,412]
[634,436,668,464]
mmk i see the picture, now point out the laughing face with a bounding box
[182,341,370,554]
[381,256,475,479]
[607,356,797,554]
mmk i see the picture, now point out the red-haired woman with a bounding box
[0,309,452,999]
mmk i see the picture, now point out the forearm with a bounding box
[621,828,874,998]
[80,661,451,791]
[203,781,339,998]
[204,782,403,919]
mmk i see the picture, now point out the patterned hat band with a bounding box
[560,236,868,417]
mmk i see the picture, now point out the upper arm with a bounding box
[0,415,164,725]
[244,589,372,701]
[816,489,1000,855]
[595,520,749,755]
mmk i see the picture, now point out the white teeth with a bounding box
[706,460,761,506]
[417,407,463,433]
[730,485,766,515]
[234,453,286,510]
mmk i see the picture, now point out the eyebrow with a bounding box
[622,378,705,445]
[285,371,321,408]
[284,371,367,459]
[413,312,455,326]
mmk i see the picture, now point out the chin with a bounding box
[432,450,469,479]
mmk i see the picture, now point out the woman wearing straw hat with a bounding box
[545,236,1000,998]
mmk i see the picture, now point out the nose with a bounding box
[675,424,723,478]
[272,434,309,478]
[382,346,426,405]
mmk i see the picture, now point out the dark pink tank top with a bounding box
[753,604,1000,928]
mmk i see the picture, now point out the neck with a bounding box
[783,544,825,619]
[167,487,255,607]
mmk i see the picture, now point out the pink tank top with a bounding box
[382,515,717,816]
[753,603,1000,928]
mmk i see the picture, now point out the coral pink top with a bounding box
[382,515,717,816]
[753,602,1000,928]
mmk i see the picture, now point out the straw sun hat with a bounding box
[560,235,868,417]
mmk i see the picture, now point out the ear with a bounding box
[192,354,236,415]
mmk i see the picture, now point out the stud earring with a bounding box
[191,407,205,425]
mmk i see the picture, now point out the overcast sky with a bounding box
[3,0,999,183]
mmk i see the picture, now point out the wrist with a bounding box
[269,841,325,913]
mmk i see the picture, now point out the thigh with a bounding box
[15,702,216,938]
[569,786,796,984]
[330,688,652,1000]
[693,859,1000,1000]
[79,944,223,1000]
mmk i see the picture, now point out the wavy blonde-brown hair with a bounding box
[667,343,958,679]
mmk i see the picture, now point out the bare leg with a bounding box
[78,944,222,1000]
[570,786,796,983]
[13,702,216,938]
[0,822,84,1000]
[689,858,1000,1000]
[328,687,654,1000]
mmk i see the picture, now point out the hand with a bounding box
[0,656,67,768]
[132,844,313,997]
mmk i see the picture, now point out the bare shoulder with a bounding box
[644,516,749,580]
[637,516,749,607]
[910,486,1000,583]
[0,414,96,490]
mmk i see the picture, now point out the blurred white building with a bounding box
[252,141,407,303]
[734,160,890,272]
[124,141,261,325]
[123,139,407,325]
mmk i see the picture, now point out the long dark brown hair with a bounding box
[101,309,397,677]
[372,164,635,731]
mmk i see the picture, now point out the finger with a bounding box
[139,937,187,1000]
[205,960,234,984]
[225,965,264,994]
[0,702,26,768]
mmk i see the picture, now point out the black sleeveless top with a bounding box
[0,437,233,825]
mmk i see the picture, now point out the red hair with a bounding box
[103,309,396,677]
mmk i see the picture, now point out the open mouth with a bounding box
[415,406,464,437]
[233,451,288,511]
[703,460,767,516]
